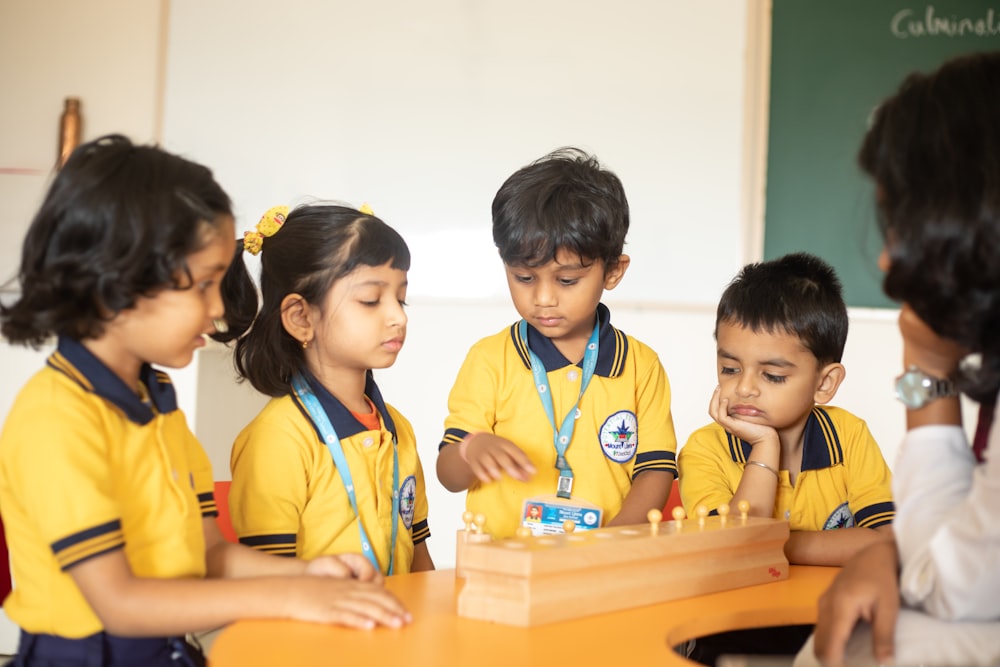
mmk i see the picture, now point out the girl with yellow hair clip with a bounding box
[218,203,434,576]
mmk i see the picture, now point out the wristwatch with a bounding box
[894,365,958,409]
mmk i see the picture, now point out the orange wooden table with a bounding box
[209,566,837,667]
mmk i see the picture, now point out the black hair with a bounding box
[492,147,629,271]
[219,204,410,397]
[859,51,1000,402]
[1,134,232,346]
[715,252,848,366]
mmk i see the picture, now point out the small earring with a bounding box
[301,339,309,350]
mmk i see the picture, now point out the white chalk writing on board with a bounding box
[891,6,1000,38]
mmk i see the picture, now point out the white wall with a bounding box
[161,0,751,306]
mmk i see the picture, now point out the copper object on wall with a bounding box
[57,97,81,169]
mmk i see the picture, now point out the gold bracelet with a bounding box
[746,460,779,478]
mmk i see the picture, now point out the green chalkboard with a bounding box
[764,1,1000,308]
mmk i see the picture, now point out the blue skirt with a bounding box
[12,631,205,667]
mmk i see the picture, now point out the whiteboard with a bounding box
[163,0,750,305]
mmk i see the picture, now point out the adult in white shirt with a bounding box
[796,51,1000,667]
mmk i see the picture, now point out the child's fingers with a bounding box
[303,555,354,579]
[337,588,412,628]
[304,554,384,583]
[334,553,384,583]
[293,580,412,628]
[709,397,733,431]
[497,449,535,481]
[707,386,723,422]
[325,598,410,630]
[466,435,535,482]
[470,454,504,482]
[475,442,535,482]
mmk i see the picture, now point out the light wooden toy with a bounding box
[457,503,789,627]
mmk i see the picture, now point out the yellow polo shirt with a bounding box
[440,304,678,539]
[679,406,894,530]
[230,371,429,574]
[0,337,215,637]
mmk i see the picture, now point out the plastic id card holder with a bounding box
[521,495,602,536]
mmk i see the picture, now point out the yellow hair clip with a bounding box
[359,202,374,215]
[243,205,289,256]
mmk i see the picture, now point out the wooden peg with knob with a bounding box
[717,503,730,527]
[738,500,750,525]
[696,505,709,529]
[671,505,685,531]
[647,508,662,536]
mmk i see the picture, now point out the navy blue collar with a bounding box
[292,369,397,441]
[724,406,844,471]
[509,303,628,377]
[47,336,178,425]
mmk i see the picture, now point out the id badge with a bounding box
[521,495,602,536]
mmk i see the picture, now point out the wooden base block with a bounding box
[457,515,789,626]
[454,529,492,579]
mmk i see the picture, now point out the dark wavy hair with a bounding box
[715,252,848,366]
[218,204,410,397]
[859,51,1000,402]
[1,134,232,346]
[492,147,629,271]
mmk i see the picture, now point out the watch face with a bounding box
[896,369,931,409]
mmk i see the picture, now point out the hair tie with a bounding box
[359,202,374,215]
[244,205,289,255]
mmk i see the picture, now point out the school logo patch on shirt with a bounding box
[824,502,855,530]
[399,475,417,529]
[599,410,638,462]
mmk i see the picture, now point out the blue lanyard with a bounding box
[290,372,399,575]
[519,319,600,499]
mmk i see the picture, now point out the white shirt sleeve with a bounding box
[893,403,1000,621]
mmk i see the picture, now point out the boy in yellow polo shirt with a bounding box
[680,252,894,563]
[437,147,678,539]
[678,252,894,664]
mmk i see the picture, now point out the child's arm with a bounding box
[202,518,381,582]
[68,548,410,637]
[708,386,782,517]
[784,525,894,566]
[606,471,674,526]
[410,541,435,572]
[436,433,536,492]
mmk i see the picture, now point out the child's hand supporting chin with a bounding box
[707,385,780,452]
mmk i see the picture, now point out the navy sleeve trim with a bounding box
[855,501,895,529]
[199,491,218,517]
[239,533,297,556]
[51,519,125,570]
[632,450,677,478]
[439,428,468,451]
[411,518,430,544]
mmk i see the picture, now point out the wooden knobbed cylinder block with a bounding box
[458,513,789,626]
